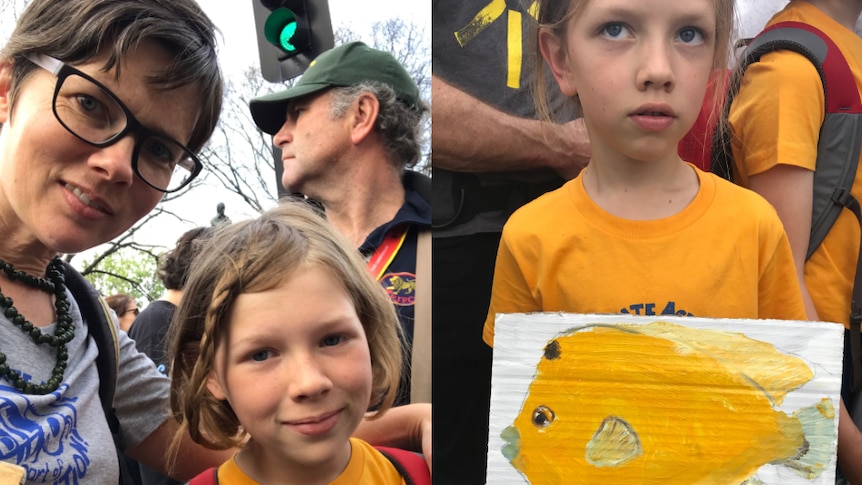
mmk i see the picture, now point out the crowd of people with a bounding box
[2,0,862,483]
[0,0,429,484]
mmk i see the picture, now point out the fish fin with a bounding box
[585,416,643,467]
[738,477,764,485]
[779,397,837,479]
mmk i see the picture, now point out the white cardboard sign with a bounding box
[488,313,844,484]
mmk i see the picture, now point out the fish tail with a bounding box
[779,397,837,479]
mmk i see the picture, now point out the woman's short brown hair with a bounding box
[1,0,223,153]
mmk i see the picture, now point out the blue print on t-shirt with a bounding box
[620,301,693,317]
[0,384,90,483]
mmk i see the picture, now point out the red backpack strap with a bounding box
[375,446,431,485]
[188,467,219,485]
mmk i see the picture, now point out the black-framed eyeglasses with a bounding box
[123,307,140,316]
[26,54,203,193]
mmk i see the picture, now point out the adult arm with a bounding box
[432,75,589,179]
[355,403,432,468]
[748,165,818,319]
[128,418,234,480]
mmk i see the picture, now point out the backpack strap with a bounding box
[411,227,432,403]
[402,169,432,403]
[188,467,219,485]
[712,21,862,260]
[61,261,132,485]
[375,446,431,485]
[845,194,862,393]
[63,264,121,433]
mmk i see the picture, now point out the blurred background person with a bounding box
[127,226,212,485]
[105,293,138,333]
[129,227,212,376]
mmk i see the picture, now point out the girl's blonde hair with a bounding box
[168,199,403,451]
[533,0,735,127]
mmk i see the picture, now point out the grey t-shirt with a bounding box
[432,0,571,236]
[0,288,171,484]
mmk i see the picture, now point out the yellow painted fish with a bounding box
[501,322,836,484]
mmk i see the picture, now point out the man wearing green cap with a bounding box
[249,41,431,407]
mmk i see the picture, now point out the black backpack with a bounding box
[62,262,135,485]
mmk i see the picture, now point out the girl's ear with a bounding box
[206,371,227,401]
[539,29,578,97]
[0,60,13,124]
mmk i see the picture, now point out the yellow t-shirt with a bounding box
[210,438,406,484]
[483,166,806,346]
[729,0,862,328]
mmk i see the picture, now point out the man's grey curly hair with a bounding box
[329,81,428,170]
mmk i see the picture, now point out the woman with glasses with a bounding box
[0,1,229,483]
[0,0,430,483]
[105,293,138,333]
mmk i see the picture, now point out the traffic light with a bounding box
[252,0,334,83]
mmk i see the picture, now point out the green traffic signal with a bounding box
[264,7,309,55]
[279,21,298,51]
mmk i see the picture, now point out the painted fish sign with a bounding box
[487,314,844,484]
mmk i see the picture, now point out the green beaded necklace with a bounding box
[0,257,73,394]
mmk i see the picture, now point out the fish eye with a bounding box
[531,405,555,428]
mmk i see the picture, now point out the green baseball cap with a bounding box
[249,41,421,135]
